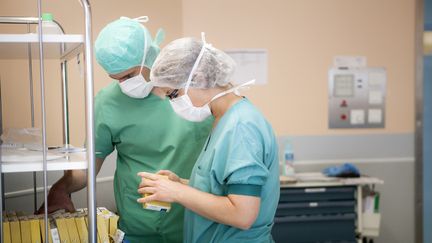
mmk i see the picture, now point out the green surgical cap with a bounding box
[95,17,165,75]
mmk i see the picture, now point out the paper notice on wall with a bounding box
[225,49,268,85]
[333,56,367,68]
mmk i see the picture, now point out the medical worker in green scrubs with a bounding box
[38,18,212,243]
[137,35,280,243]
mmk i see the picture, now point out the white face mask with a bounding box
[169,79,255,122]
[169,94,212,122]
[119,18,152,99]
[119,74,153,99]
[169,33,255,122]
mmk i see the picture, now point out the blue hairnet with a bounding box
[95,17,165,75]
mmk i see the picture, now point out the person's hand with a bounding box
[156,170,181,183]
[36,184,75,214]
[137,172,185,203]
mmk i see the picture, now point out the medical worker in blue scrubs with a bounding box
[137,34,280,243]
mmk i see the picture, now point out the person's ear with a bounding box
[151,87,167,99]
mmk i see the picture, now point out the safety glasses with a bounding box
[166,89,179,100]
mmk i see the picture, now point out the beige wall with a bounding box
[1,0,415,146]
[0,0,183,146]
[183,0,416,135]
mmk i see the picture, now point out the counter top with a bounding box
[280,172,384,188]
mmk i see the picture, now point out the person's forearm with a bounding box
[175,184,253,229]
[52,169,87,194]
[53,157,104,194]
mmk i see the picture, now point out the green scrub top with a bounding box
[94,82,213,243]
[184,98,280,243]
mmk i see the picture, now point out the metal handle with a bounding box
[305,188,326,193]
[274,213,357,223]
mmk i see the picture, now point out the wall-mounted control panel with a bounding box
[328,67,386,129]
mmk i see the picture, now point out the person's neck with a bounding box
[210,93,242,122]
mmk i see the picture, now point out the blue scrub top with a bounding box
[184,98,280,243]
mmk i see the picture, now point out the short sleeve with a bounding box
[213,123,270,197]
[94,95,114,158]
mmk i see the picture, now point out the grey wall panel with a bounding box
[278,133,414,161]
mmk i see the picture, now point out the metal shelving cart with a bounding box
[0,0,97,242]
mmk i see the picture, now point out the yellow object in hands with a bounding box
[142,175,171,212]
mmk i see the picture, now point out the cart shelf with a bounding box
[0,33,83,59]
[1,150,87,173]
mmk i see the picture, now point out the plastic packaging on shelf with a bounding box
[48,144,86,154]
[1,127,42,151]
[0,127,87,162]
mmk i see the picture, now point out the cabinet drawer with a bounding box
[276,200,356,217]
[279,186,356,202]
[272,213,356,243]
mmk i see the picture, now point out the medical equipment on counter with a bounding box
[283,142,295,176]
[323,163,360,178]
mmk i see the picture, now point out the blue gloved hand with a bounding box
[322,163,360,178]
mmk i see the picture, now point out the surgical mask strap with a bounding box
[138,27,149,74]
[207,79,256,104]
[184,32,208,94]
[133,16,149,23]
[120,16,149,22]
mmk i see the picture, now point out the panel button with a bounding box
[368,109,383,124]
[340,100,348,107]
[350,110,365,125]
